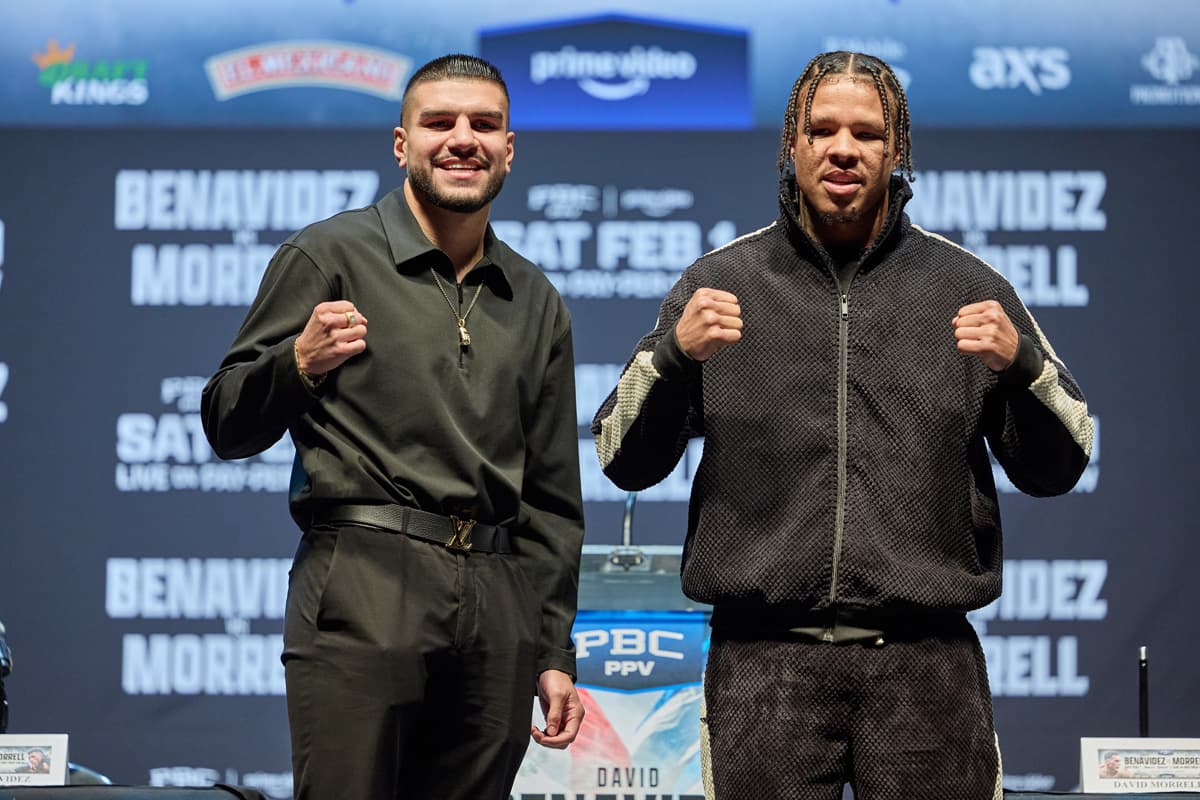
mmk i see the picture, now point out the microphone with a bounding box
[608,491,645,570]
[1138,645,1149,737]
[0,620,11,678]
[622,491,637,547]
[0,619,10,734]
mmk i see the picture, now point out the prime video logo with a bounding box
[529,45,697,100]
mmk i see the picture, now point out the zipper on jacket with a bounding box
[828,289,850,615]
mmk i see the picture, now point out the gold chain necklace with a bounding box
[430,267,484,347]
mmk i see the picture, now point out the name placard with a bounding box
[0,734,69,786]
[1082,737,1200,793]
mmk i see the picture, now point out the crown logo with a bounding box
[32,39,76,71]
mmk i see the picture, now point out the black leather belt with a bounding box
[311,504,513,554]
[710,605,968,642]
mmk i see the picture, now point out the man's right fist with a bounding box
[295,301,369,376]
[675,288,742,361]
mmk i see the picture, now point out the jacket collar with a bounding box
[778,173,914,271]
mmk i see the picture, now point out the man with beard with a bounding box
[16,750,50,774]
[203,54,584,800]
[592,51,1092,799]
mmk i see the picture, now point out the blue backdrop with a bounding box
[1,1,1198,797]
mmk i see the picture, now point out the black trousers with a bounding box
[282,524,540,800]
[703,616,999,800]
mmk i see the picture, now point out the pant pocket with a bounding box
[282,530,340,655]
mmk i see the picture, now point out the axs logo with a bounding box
[970,47,1071,95]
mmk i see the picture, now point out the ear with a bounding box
[789,130,803,167]
[504,130,514,173]
[393,126,407,169]
[886,134,902,173]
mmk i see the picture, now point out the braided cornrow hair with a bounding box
[776,51,914,180]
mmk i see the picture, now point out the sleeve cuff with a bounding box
[996,333,1044,390]
[651,328,702,383]
[266,338,324,414]
[536,647,577,683]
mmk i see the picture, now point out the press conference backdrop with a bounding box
[1,0,1198,796]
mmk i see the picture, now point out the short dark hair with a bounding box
[400,54,509,126]
[777,51,913,180]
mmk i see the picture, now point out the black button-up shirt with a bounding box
[202,187,584,675]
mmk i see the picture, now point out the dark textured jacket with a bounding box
[592,177,1092,619]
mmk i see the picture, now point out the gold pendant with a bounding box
[458,320,471,347]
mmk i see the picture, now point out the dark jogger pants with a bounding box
[703,616,1000,800]
[282,524,541,800]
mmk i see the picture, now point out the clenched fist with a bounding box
[675,288,743,361]
[953,300,1017,372]
[295,301,369,376]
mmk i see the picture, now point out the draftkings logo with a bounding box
[32,39,149,105]
[1131,37,1200,105]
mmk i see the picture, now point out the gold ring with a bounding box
[345,311,357,327]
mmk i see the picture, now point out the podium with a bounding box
[512,544,709,798]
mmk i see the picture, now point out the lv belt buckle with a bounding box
[446,515,476,552]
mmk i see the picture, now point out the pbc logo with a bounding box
[969,47,1070,95]
[574,627,685,677]
[527,184,599,219]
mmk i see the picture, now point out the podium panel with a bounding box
[514,607,709,799]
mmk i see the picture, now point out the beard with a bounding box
[407,160,507,213]
[815,208,863,226]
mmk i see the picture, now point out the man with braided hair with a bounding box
[592,51,1092,799]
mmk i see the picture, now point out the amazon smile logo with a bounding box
[529,45,697,100]
[481,15,750,128]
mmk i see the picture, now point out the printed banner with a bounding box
[1082,739,1200,793]
[2,1,1200,127]
[0,736,69,787]
[0,127,1197,795]
[513,610,709,800]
